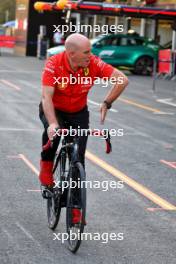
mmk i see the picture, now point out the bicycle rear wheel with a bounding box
[66,162,86,253]
[47,153,64,230]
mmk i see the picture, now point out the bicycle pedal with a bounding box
[41,190,50,199]
[41,186,53,199]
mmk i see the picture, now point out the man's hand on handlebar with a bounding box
[47,123,59,140]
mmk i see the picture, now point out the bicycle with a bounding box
[42,127,112,253]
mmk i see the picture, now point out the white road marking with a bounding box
[0,128,39,131]
[19,154,39,175]
[129,79,150,88]
[160,160,176,169]
[3,229,14,241]
[153,112,175,115]
[124,132,148,136]
[88,99,118,113]
[0,79,21,91]
[157,98,176,107]
[0,99,38,104]
[16,222,41,247]
[0,70,41,73]
[19,80,41,90]
[27,189,40,192]
[7,155,21,159]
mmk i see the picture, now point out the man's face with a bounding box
[70,42,91,68]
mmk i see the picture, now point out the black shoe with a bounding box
[41,185,54,199]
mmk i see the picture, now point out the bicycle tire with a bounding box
[47,152,65,230]
[66,162,86,253]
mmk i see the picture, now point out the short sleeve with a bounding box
[42,56,57,87]
[92,55,114,78]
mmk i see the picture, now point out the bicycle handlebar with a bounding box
[42,128,112,154]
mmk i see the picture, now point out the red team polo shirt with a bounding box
[42,51,114,113]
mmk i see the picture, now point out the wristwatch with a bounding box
[103,100,112,109]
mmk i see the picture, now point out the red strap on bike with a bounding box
[105,140,112,154]
[91,130,112,154]
[43,140,52,151]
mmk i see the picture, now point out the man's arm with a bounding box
[100,69,129,124]
[42,86,59,139]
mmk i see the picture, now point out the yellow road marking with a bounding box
[119,97,162,113]
[86,151,176,210]
[19,153,176,210]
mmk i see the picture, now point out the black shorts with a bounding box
[39,102,89,166]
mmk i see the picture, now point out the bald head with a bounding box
[65,33,90,51]
[64,33,91,69]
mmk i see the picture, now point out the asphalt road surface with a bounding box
[0,54,176,264]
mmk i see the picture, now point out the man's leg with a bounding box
[66,106,89,168]
[40,128,60,185]
[39,103,61,186]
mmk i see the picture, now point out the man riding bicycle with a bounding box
[39,33,129,195]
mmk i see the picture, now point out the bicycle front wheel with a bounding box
[47,153,64,230]
[66,162,86,253]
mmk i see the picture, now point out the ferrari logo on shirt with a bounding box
[83,67,89,76]
[57,82,67,90]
